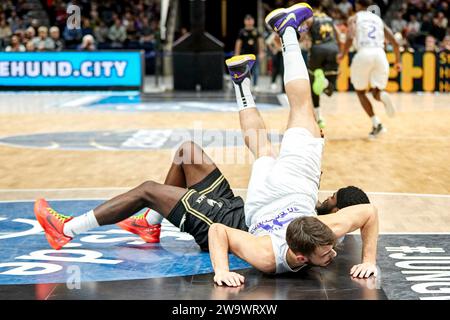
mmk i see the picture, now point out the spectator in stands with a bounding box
[24,26,36,44]
[337,0,353,17]
[16,0,31,17]
[139,17,154,43]
[30,19,40,33]
[81,17,94,37]
[78,34,96,51]
[108,17,127,48]
[438,1,448,18]
[54,1,68,30]
[431,11,447,41]
[32,26,55,51]
[0,18,12,48]
[13,29,25,45]
[98,1,115,26]
[63,24,83,49]
[266,32,284,93]
[234,14,265,89]
[5,34,25,52]
[25,40,35,52]
[420,13,433,34]
[89,7,102,30]
[94,20,109,44]
[49,26,64,51]
[391,11,407,34]
[123,11,137,42]
[7,11,23,33]
[406,14,421,34]
[440,35,450,52]
[425,35,439,53]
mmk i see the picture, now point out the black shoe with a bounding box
[323,82,334,97]
[368,124,387,139]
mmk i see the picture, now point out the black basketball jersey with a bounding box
[238,28,261,55]
[310,12,336,45]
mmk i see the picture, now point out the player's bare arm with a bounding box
[318,204,379,278]
[234,39,243,56]
[337,15,356,61]
[384,24,402,71]
[208,223,275,286]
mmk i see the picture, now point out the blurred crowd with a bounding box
[391,0,449,53]
[0,0,448,55]
[0,0,161,52]
[261,0,449,52]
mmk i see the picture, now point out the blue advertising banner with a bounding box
[0,51,143,90]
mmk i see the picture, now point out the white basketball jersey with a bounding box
[354,11,385,50]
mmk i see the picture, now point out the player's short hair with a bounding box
[286,216,336,256]
[336,186,370,209]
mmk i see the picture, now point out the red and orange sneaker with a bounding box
[34,198,73,250]
[117,209,161,243]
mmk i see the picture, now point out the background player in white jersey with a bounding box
[210,3,380,287]
[337,0,401,139]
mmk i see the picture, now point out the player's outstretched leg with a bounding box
[226,54,275,159]
[266,3,320,137]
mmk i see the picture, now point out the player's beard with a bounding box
[316,203,333,215]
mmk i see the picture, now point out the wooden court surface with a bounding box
[0,91,449,232]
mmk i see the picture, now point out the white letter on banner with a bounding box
[10,61,25,76]
[101,61,113,77]
[26,61,40,77]
[58,61,72,77]
[41,61,57,77]
[93,61,101,76]
[0,62,9,76]
[80,61,93,77]
[114,61,127,77]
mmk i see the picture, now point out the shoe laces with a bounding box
[131,213,146,220]
[47,207,71,222]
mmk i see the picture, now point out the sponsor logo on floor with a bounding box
[0,129,283,151]
[0,200,249,285]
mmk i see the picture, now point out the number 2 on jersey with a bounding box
[368,25,376,39]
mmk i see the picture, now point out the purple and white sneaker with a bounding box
[225,54,256,85]
[265,2,313,36]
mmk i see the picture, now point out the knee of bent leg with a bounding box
[178,140,202,165]
[138,180,159,201]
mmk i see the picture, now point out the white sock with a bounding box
[281,27,309,84]
[233,77,256,110]
[371,116,381,127]
[63,210,99,238]
[314,107,321,121]
[145,209,163,225]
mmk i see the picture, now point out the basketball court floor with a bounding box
[0,88,449,300]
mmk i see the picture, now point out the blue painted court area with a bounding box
[87,95,281,112]
[0,200,250,285]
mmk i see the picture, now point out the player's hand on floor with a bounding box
[214,271,245,287]
[350,262,378,278]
